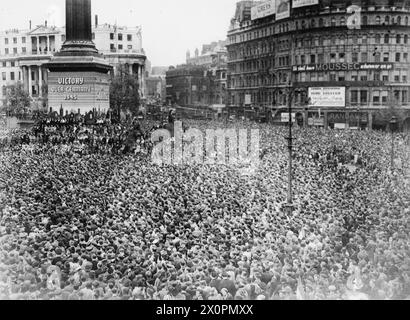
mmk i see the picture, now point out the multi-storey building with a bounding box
[166,65,211,107]
[227,0,410,129]
[0,16,147,109]
[166,41,228,108]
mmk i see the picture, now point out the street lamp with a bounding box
[390,116,398,170]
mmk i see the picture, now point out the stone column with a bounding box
[138,65,142,93]
[47,37,50,53]
[28,66,32,96]
[141,65,145,98]
[37,36,40,54]
[38,66,43,97]
[21,66,26,91]
[129,64,133,75]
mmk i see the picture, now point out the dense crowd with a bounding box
[0,117,157,156]
[0,119,409,300]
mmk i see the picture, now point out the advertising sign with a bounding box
[281,113,296,123]
[276,0,290,20]
[292,0,319,8]
[309,87,346,107]
[292,63,393,73]
[251,1,276,20]
[245,94,252,105]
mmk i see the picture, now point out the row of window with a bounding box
[3,32,135,45]
[350,90,408,104]
[110,44,133,51]
[1,61,17,67]
[0,47,27,55]
[296,33,409,47]
[229,69,409,88]
[229,14,410,44]
[295,51,409,64]
[228,33,410,61]
[109,33,133,41]
[1,70,41,82]
[1,71,20,81]
[4,37,26,45]
[229,89,410,106]
[296,72,408,83]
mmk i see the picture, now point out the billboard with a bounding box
[292,0,319,8]
[245,94,252,105]
[251,1,276,21]
[292,63,393,73]
[276,0,290,20]
[281,113,296,123]
[309,87,346,107]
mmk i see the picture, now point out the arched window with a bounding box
[385,16,390,25]
[405,35,408,44]
[362,16,368,25]
[301,20,306,29]
[295,21,299,29]
[331,17,336,26]
[406,16,409,25]
[376,16,381,25]
[384,34,389,44]
[375,34,381,44]
[311,19,316,28]
[319,18,324,27]
[340,16,346,26]
[396,34,401,44]
[397,16,402,25]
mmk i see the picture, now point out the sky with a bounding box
[0,0,240,67]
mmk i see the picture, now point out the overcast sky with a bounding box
[0,0,240,66]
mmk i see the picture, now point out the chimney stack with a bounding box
[95,15,98,28]
[29,20,32,30]
[45,20,48,27]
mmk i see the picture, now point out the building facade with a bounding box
[227,0,410,129]
[0,17,147,109]
[166,41,228,108]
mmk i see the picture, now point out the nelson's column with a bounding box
[45,0,112,115]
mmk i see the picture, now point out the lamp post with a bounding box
[390,116,398,170]
[283,82,296,215]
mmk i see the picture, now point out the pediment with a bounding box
[27,26,60,36]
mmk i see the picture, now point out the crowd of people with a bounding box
[0,115,157,156]
[0,118,409,300]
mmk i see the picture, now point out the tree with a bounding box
[5,83,31,115]
[109,66,140,116]
[373,104,409,130]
